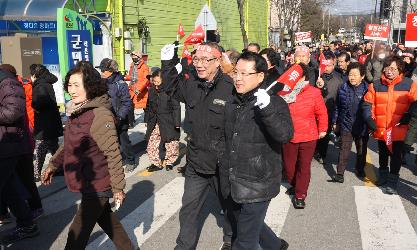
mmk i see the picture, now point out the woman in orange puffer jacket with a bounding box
[362,56,416,195]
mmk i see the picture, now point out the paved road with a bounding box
[1,109,416,250]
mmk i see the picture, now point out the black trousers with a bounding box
[175,166,232,250]
[226,196,281,250]
[316,134,330,160]
[128,100,135,126]
[118,129,135,165]
[378,140,404,175]
[0,157,33,227]
[336,131,369,175]
[65,197,134,250]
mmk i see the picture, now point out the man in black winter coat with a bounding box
[161,42,233,250]
[221,52,292,250]
[0,67,40,243]
[97,58,136,172]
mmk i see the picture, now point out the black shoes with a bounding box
[177,166,186,174]
[285,187,295,195]
[219,242,231,250]
[314,153,325,164]
[331,174,344,183]
[147,164,163,172]
[165,164,174,171]
[2,224,40,244]
[280,239,289,250]
[292,197,306,209]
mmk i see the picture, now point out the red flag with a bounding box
[384,127,393,153]
[177,22,185,38]
[318,52,326,77]
[276,64,304,96]
[184,25,205,45]
[182,45,192,65]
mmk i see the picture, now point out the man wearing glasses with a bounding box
[220,51,292,249]
[161,42,234,250]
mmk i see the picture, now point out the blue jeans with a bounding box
[0,157,33,227]
[227,197,282,250]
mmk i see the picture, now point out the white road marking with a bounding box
[86,177,185,249]
[354,186,416,250]
[264,185,292,236]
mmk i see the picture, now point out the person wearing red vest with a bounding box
[363,56,417,194]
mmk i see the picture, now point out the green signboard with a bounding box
[57,8,94,78]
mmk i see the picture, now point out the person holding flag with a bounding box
[314,51,343,165]
[280,63,328,209]
[362,56,416,194]
[160,41,233,250]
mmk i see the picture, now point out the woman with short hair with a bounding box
[42,61,134,249]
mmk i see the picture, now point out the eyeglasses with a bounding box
[192,57,217,66]
[231,70,259,78]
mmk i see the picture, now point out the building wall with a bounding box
[118,0,268,68]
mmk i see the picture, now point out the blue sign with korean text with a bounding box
[0,20,57,32]
[66,30,92,69]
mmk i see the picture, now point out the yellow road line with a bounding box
[137,170,153,177]
[364,149,377,187]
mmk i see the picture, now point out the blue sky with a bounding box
[331,0,381,15]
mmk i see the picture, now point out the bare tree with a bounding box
[237,0,249,48]
[270,0,302,47]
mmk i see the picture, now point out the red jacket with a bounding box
[287,85,328,143]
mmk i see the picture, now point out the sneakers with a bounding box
[280,239,289,250]
[292,197,306,209]
[31,208,44,221]
[0,213,12,225]
[165,164,174,171]
[2,224,40,244]
[124,164,137,173]
[331,174,344,183]
[219,242,231,250]
[147,164,163,172]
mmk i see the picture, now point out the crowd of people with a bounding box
[0,37,416,250]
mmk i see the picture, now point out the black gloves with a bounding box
[366,117,377,131]
[398,113,412,125]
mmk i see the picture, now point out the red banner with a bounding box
[184,25,205,45]
[405,13,417,47]
[295,32,312,43]
[364,24,390,41]
[177,22,185,39]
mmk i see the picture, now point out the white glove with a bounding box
[161,44,175,61]
[175,62,182,74]
[254,89,270,109]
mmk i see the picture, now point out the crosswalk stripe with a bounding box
[86,177,185,249]
[354,186,417,250]
[264,185,292,235]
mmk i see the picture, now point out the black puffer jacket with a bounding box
[32,71,63,140]
[0,70,32,158]
[162,57,234,174]
[144,83,181,143]
[220,85,294,203]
